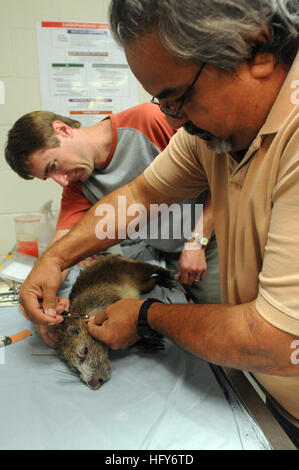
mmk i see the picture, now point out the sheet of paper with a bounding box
[36,21,139,125]
[0,253,36,283]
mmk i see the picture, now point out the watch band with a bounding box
[189,232,209,247]
[137,298,163,340]
[137,298,166,351]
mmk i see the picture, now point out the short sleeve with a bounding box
[144,128,209,200]
[256,130,299,335]
[56,182,92,230]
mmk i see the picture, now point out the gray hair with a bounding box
[109,0,299,69]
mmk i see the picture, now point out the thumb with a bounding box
[42,286,58,318]
[87,310,108,338]
[56,296,70,314]
[89,309,108,326]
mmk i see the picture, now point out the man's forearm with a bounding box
[42,180,140,270]
[147,301,299,376]
[48,229,71,283]
[42,174,179,271]
[193,191,214,239]
[44,191,125,270]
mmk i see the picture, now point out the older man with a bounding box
[19,0,299,446]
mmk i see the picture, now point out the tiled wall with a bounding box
[0,0,149,258]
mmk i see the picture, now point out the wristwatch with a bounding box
[187,232,209,247]
[137,298,164,344]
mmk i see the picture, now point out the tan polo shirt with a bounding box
[144,52,299,421]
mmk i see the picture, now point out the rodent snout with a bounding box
[87,377,104,390]
[85,358,112,390]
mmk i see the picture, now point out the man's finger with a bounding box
[87,321,101,338]
[89,309,108,326]
[178,269,189,284]
[42,285,60,319]
[87,310,111,343]
[56,297,70,314]
[21,292,57,325]
[87,319,111,344]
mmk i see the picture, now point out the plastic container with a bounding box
[14,214,40,257]
[36,200,56,257]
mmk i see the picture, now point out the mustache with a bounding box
[183,122,233,154]
[183,122,215,140]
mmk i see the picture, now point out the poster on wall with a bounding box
[36,21,139,125]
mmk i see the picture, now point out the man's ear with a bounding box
[52,120,73,138]
[247,29,275,80]
[249,52,276,79]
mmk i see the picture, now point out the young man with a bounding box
[6,103,220,300]
[17,0,299,446]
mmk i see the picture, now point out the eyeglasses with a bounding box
[151,62,206,120]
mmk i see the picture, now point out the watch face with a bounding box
[200,236,209,246]
[191,232,209,246]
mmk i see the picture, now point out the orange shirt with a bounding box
[57,103,176,230]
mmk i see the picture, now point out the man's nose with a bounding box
[165,113,189,130]
[51,173,69,187]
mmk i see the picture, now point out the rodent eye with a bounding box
[78,346,89,363]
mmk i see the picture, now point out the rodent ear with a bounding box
[67,325,81,337]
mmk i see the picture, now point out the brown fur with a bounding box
[54,254,178,389]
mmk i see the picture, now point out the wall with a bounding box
[0,0,150,258]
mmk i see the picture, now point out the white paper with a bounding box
[0,253,37,283]
[36,21,139,125]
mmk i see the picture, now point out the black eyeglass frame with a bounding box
[151,62,206,119]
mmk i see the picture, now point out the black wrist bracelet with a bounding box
[137,298,163,341]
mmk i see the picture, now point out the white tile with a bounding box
[0,170,62,214]
[0,29,13,77]
[58,0,110,22]
[0,214,15,257]
[0,78,41,126]
[138,86,151,104]
[0,0,60,29]
[0,2,14,29]
[11,29,39,77]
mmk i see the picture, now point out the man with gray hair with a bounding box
[20,0,299,447]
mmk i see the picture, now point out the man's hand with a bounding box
[34,296,69,348]
[178,242,207,285]
[19,255,65,325]
[88,298,144,350]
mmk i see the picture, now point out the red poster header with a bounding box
[70,111,112,115]
[41,21,110,29]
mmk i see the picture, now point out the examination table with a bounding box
[0,248,296,451]
[1,301,296,451]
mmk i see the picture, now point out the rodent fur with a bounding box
[54,254,178,389]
